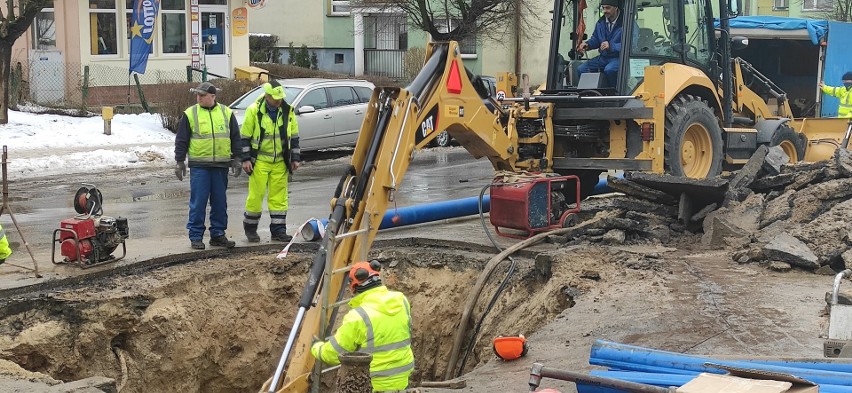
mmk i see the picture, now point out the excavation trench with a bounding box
[0,240,597,392]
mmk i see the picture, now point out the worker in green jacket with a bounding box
[0,223,11,264]
[819,71,852,118]
[311,260,415,392]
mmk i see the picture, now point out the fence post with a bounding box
[186,65,192,83]
[132,74,151,113]
[336,352,372,393]
[82,66,90,100]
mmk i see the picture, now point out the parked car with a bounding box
[229,78,375,152]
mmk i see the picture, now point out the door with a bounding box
[30,50,64,104]
[199,5,229,78]
[327,86,364,147]
[294,88,335,151]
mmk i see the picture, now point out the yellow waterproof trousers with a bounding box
[244,160,289,235]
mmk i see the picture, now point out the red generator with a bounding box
[489,175,581,238]
[52,185,129,268]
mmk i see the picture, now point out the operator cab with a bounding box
[546,0,715,95]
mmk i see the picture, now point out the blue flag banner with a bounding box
[129,0,160,74]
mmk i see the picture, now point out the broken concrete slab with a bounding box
[807,178,852,201]
[759,189,794,229]
[762,146,790,175]
[762,232,819,269]
[624,172,728,208]
[791,199,852,264]
[835,147,852,177]
[725,145,768,205]
[690,203,718,223]
[768,261,793,272]
[607,176,677,205]
[750,172,796,192]
[51,377,116,393]
[603,229,626,244]
[702,211,749,248]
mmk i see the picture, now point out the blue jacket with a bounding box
[585,12,623,58]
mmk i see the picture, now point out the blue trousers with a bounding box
[577,56,619,88]
[187,167,229,241]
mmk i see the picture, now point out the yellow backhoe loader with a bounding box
[260,0,849,391]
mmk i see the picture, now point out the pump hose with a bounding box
[444,185,577,379]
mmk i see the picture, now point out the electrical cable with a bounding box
[455,183,518,377]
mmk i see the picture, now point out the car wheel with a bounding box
[431,131,451,147]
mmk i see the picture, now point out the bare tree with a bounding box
[817,0,852,21]
[0,0,51,125]
[353,0,539,44]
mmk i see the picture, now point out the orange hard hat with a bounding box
[493,335,528,361]
[348,260,382,292]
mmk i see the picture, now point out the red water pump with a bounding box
[51,185,129,268]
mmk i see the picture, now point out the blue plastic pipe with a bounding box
[590,340,852,386]
[300,174,619,241]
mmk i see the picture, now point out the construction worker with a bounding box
[239,81,301,243]
[174,81,241,250]
[577,0,623,88]
[819,71,852,118]
[311,260,414,392]
[0,223,11,264]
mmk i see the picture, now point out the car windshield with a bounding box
[230,86,301,109]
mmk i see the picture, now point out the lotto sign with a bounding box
[496,90,506,101]
[247,0,265,9]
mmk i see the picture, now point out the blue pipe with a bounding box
[736,358,852,374]
[301,174,619,241]
[301,196,491,241]
[579,371,852,393]
[591,340,852,386]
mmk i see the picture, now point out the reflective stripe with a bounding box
[270,218,287,224]
[291,148,301,154]
[243,217,260,225]
[269,210,288,215]
[191,156,230,162]
[369,339,411,353]
[370,361,414,377]
[191,132,230,139]
[329,337,347,354]
[0,228,5,238]
[404,299,412,332]
[241,146,251,153]
[257,151,277,158]
[354,307,375,349]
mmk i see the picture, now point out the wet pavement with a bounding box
[0,147,500,290]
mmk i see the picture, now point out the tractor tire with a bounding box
[664,95,724,178]
[769,125,806,163]
[431,131,451,147]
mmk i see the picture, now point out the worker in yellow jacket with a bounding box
[311,260,415,392]
[0,223,11,264]
[239,81,301,243]
[819,71,852,118]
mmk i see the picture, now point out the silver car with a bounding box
[229,78,375,151]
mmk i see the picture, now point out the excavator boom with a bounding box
[262,41,532,393]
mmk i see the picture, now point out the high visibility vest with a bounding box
[185,103,233,164]
[240,100,299,164]
[0,224,11,260]
[311,286,414,391]
[822,85,852,118]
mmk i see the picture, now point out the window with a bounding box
[161,0,187,54]
[330,0,350,16]
[365,14,407,50]
[299,89,329,110]
[354,86,373,103]
[125,0,152,54]
[774,0,789,9]
[329,87,356,107]
[802,0,831,10]
[90,0,119,55]
[435,19,476,55]
[335,53,345,64]
[32,2,56,50]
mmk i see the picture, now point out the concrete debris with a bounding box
[724,144,767,204]
[607,176,677,205]
[762,146,790,175]
[762,233,819,269]
[815,265,839,276]
[836,148,852,177]
[602,229,626,245]
[767,261,793,272]
[701,212,748,248]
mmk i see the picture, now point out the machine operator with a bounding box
[577,0,624,88]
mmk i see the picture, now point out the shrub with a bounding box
[403,47,427,82]
[251,63,401,87]
[250,34,280,62]
[157,78,258,132]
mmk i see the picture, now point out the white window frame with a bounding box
[32,5,57,50]
[435,18,477,59]
[330,0,351,16]
[90,0,121,57]
[160,0,188,56]
[773,0,788,10]
[802,0,832,11]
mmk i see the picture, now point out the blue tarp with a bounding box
[715,16,828,45]
[821,21,852,116]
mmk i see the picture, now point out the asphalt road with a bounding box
[0,147,498,288]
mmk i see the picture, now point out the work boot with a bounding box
[190,240,205,250]
[271,232,293,242]
[244,222,260,243]
[209,236,236,248]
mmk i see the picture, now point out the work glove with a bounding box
[230,159,241,178]
[175,161,186,181]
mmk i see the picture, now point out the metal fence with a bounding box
[364,49,405,80]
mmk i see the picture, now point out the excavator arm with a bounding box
[262,41,547,393]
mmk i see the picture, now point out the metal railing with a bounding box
[364,49,405,79]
